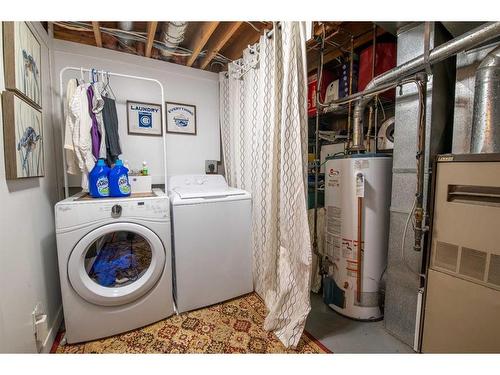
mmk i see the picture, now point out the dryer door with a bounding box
[68,222,166,306]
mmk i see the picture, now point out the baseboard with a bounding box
[41,306,63,354]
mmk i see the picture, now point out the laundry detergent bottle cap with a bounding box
[89,158,110,198]
[109,158,131,197]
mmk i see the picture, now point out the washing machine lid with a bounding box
[173,186,247,200]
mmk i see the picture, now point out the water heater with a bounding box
[324,154,392,320]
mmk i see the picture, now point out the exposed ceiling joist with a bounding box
[198,21,243,70]
[222,22,271,62]
[145,21,158,58]
[92,21,102,48]
[186,21,220,67]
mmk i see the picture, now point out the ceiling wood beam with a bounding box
[54,27,96,46]
[221,23,270,62]
[145,21,158,58]
[307,26,386,73]
[186,21,220,67]
[92,21,102,48]
[198,21,243,70]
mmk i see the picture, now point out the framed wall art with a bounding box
[126,100,163,136]
[3,22,42,108]
[2,91,44,179]
[166,102,197,135]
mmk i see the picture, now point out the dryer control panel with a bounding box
[55,196,170,231]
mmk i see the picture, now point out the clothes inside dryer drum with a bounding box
[88,232,152,287]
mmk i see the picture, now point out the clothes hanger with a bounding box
[93,68,98,84]
[104,71,117,100]
[80,67,85,84]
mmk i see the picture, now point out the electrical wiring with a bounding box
[245,22,261,33]
[376,95,387,121]
[210,61,225,69]
[53,22,89,32]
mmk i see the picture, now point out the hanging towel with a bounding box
[63,79,79,175]
[102,96,122,164]
[86,85,102,160]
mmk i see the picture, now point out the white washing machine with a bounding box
[169,175,253,313]
[55,189,174,344]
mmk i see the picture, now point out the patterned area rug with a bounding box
[54,293,330,354]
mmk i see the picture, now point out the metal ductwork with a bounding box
[471,45,500,153]
[160,22,188,57]
[348,21,500,152]
[118,22,135,46]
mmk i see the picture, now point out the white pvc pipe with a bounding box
[58,66,168,198]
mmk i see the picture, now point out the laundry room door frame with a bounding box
[58,67,167,198]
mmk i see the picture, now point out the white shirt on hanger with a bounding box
[69,82,95,190]
[63,79,79,175]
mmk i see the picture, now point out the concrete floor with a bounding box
[305,292,414,353]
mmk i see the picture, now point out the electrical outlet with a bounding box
[205,160,218,174]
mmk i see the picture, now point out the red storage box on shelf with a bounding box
[358,42,396,101]
[307,70,333,117]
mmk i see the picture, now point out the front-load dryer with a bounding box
[55,189,174,344]
[169,175,253,313]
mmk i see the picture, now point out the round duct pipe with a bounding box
[118,22,135,46]
[471,45,500,153]
[160,22,188,57]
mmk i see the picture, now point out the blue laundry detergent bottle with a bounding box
[89,159,110,198]
[109,159,131,197]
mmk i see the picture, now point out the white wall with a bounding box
[52,40,220,187]
[0,22,62,353]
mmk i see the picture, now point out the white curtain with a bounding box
[219,22,312,348]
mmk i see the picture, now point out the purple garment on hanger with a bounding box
[87,85,101,159]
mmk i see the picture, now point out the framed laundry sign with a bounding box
[2,91,44,179]
[126,101,163,136]
[3,22,42,109]
[166,102,197,135]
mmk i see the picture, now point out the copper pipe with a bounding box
[357,196,363,303]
